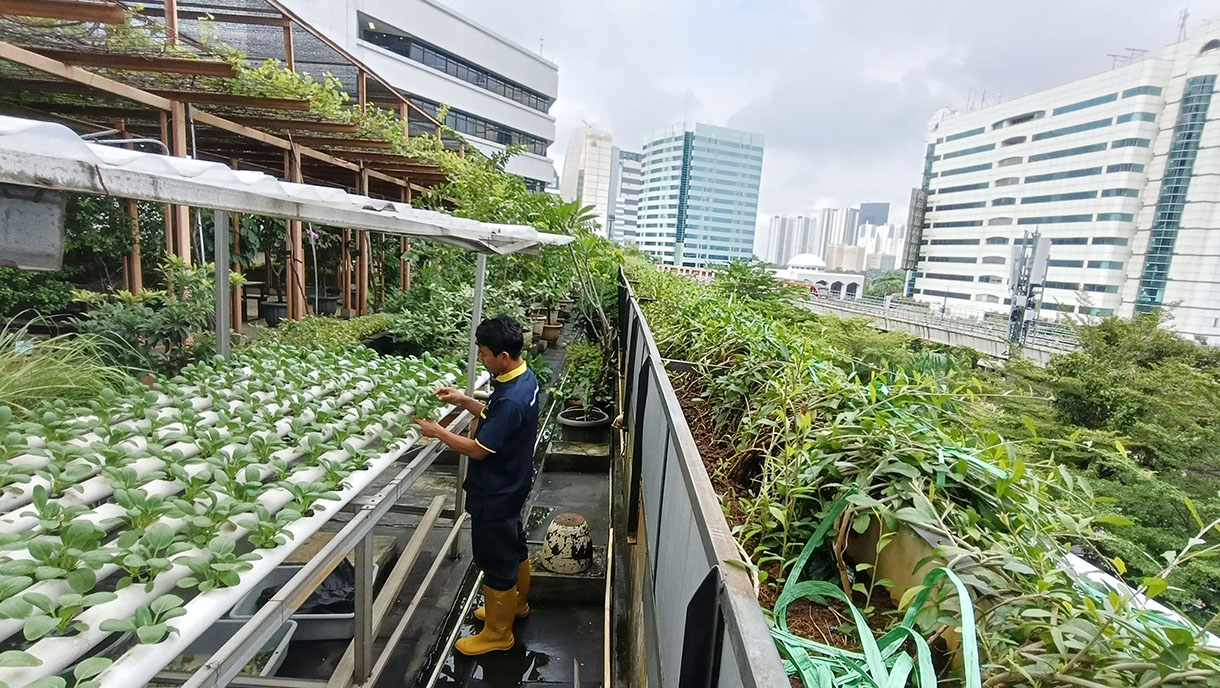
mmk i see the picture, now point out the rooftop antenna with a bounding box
[1179,8,1190,41]
[538,37,544,56]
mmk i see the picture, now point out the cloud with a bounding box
[443,0,1220,221]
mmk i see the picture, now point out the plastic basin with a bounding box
[227,564,380,641]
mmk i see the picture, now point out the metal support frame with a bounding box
[451,252,487,557]
[181,408,481,688]
[353,535,374,683]
[213,209,230,358]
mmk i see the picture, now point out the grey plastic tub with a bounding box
[227,563,379,641]
[168,619,296,678]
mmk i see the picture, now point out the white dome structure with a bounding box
[787,253,826,270]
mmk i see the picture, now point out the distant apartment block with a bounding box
[609,147,643,244]
[560,126,615,235]
[910,21,1220,343]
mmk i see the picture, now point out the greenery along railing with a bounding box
[627,259,1220,687]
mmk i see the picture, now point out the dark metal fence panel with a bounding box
[618,272,788,688]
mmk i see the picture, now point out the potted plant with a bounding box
[556,340,611,442]
[537,274,567,344]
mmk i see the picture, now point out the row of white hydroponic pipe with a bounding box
[0,341,469,688]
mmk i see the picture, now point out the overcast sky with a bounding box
[444,0,1220,227]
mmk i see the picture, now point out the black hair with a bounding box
[476,314,524,358]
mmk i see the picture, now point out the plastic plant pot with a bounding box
[260,301,288,328]
[557,405,610,443]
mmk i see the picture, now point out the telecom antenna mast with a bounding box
[1008,229,1049,348]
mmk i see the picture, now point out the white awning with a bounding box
[0,115,570,254]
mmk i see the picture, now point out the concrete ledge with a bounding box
[527,545,607,604]
[545,441,610,473]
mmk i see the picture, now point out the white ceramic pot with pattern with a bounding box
[540,513,593,574]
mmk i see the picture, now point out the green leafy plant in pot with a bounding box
[556,339,611,442]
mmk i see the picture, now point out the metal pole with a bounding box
[214,209,230,359]
[452,252,487,557]
[353,533,374,683]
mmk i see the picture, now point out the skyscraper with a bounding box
[761,215,822,266]
[638,123,764,267]
[560,126,615,235]
[908,19,1220,343]
[858,202,891,227]
[819,207,861,248]
[608,147,643,245]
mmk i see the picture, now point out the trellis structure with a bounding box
[0,0,474,321]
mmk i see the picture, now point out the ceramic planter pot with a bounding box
[530,316,546,337]
[540,512,593,574]
[260,301,288,328]
[541,322,562,343]
[557,405,610,443]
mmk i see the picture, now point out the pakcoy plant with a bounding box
[113,523,191,592]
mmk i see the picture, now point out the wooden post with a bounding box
[398,187,410,292]
[377,234,386,308]
[283,24,295,71]
[358,70,367,111]
[284,149,306,320]
[125,199,142,293]
[355,168,369,316]
[164,0,179,45]
[159,111,174,259]
[168,100,190,263]
[340,228,351,312]
[398,100,409,137]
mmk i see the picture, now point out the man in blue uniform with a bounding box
[415,315,539,655]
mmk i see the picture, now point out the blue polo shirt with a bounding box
[465,361,539,520]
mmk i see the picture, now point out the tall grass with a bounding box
[0,316,136,413]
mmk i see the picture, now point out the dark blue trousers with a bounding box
[471,513,529,591]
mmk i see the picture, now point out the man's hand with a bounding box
[436,386,467,406]
[415,418,445,438]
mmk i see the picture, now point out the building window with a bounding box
[1048,259,1084,268]
[1017,214,1092,225]
[922,289,971,300]
[1107,163,1146,173]
[944,126,986,142]
[1084,283,1120,293]
[1042,303,1077,312]
[1053,92,1118,115]
[1097,212,1135,221]
[941,143,995,160]
[941,162,993,176]
[1122,85,1163,98]
[360,18,554,113]
[1050,237,1090,245]
[412,98,550,155]
[985,237,1009,245]
[1022,191,1098,204]
[998,156,1023,166]
[936,201,987,211]
[1112,137,1151,148]
[932,220,984,228]
[1001,136,1027,146]
[988,217,1014,226]
[1025,167,1103,184]
[982,256,1006,264]
[1117,112,1157,123]
[1101,188,1140,198]
[924,273,975,282]
[995,177,1020,187]
[929,239,981,246]
[938,182,990,194]
[1044,280,1080,290]
[1028,143,1109,162]
[977,275,1004,283]
[1031,117,1113,141]
[1092,237,1129,246]
[1088,260,1124,269]
[992,197,1017,206]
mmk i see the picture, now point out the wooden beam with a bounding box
[357,70,366,110]
[0,41,172,110]
[356,168,369,316]
[287,136,393,150]
[169,100,190,262]
[225,117,358,133]
[283,24,295,71]
[285,149,306,321]
[146,89,309,110]
[138,7,290,27]
[164,0,178,45]
[26,48,237,78]
[0,0,125,23]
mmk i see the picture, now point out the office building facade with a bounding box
[279,0,558,190]
[559,126,615,235]
[858,202,891,227]
[910,22,1220,343]
[638,123,764,267]
[608,147,643,244]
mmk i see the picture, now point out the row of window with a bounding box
[413,98,549,155]
[360,23,553,113]
[922,235,1129,247]
[921,257,1123,270]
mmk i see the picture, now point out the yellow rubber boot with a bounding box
[455,585,516,656]
[476,561,531,620]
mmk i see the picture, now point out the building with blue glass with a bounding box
[638,123,764,268]
[909,21,1220,344]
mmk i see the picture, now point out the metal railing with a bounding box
[615,270,788,687]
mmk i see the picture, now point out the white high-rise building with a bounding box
[857,223,908,263]
[279,0,558,190]
[910,19,1220,342]
[818,208,862,250]
[608,147,643,244]
[760,215,821,266]
[560,126,615,235]
[638,123,764,267]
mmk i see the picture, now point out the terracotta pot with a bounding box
[541,322,562,343]
[541,513,593,574]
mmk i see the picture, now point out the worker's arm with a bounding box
[414,418,491,460]
[436,386,486,418]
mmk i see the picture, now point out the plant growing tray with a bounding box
[227,563,380,641]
